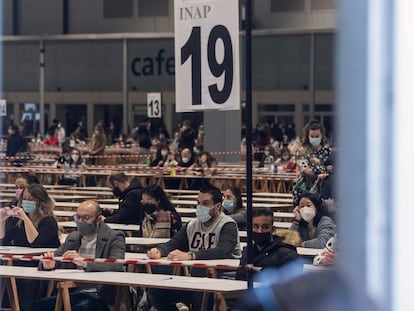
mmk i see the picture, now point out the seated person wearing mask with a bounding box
[236,207,299,281]
[165,148,195,189]
[32,200,126,310]
[103,173,143,225]
[146,185,241,311]
[0,183,60,309]
[9,173,40,207]
[222,187,247,230]
[291,193,336,249]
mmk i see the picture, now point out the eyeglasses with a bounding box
[73,214,96,222]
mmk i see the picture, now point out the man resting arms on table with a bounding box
[29,200,125,311]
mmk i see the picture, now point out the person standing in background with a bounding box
[87,123,107,186]
[178,120,196,151]
[88,123,107,165]
[6,124,27,158]
[136,117,152,154]
[55,121,66,146]
[292,121,331,206]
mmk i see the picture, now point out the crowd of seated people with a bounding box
[0,118,341,310]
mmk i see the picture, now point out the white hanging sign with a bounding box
[174,0,240,112]
[147,92,162,118]
[0,99,6,116]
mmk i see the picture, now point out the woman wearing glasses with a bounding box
[0,183,60,309]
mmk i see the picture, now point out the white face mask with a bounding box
[182,157,190,164]
[282,155,290,161]
[161,150,168,157]
[94,130,100,136]
[309,137,322,147]
[300,206,316,223]
[71,155,79,162]
[264,151,270,156]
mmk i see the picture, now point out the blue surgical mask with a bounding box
[22,200,37,214]
[222,200,235,213]
[309,137,322,147]
[196,205,212,223]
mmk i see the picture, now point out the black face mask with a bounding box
[252,232,272,247]
[112,187,123,198]
[142,203,157,215]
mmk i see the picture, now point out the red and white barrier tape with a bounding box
[0,254,261,271]
[1,148,268,161]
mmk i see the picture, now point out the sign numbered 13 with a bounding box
[174,0,240,112]
[147,92,162,118]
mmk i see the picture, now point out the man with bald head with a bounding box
[34,200,126,309]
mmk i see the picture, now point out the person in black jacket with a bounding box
[178,120,196,151]
[103,173,143,225]
[236,207,299,281]
[6,124,28,166]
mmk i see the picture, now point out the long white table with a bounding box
[125,237,170,246]
[303,263,335,271]
[58,221,139,232]
[124,253,240,269]
[54,202,119,210]
[175,207,294,219]
[0,246,56,255]
[0,266,249,311]
[296,247,322,257]
[171,199,291,209]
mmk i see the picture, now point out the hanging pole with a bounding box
[245,0,253,289]
[122,38,128,134]
[39,40,45,135]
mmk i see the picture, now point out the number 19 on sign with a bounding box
[174,0,240,112]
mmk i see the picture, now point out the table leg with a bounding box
[213,293,227,311]
[8,277,20,311]
[46,281,55,297]
[54,288,63,311]
[200,292,209,311]
[113,286,131,311]
[55,281,75,311]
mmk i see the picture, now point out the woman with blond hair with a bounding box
[0,183,60,308]
[0,183,59,248]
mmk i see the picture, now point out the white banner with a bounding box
[147,92,162,118]
[0,100,6,116]
[174,0,240,112]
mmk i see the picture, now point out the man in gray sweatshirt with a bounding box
[147,185,241,310]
